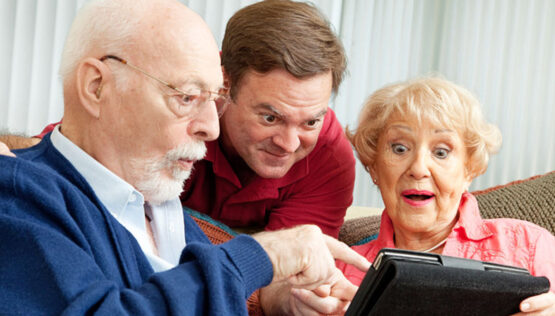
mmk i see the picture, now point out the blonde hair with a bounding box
[347,76,502,179]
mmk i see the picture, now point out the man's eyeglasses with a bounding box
[99,55,229,118]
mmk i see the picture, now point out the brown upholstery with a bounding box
[474,171,554,234]
[192,215,235,245]
[339,214,381,247]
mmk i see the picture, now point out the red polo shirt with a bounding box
[181,109,355,237]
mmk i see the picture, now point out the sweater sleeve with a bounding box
[0,157,273,315]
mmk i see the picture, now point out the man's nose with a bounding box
[188,101,220,142]
[273,127,301,153]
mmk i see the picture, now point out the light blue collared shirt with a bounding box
[51,126,185,272]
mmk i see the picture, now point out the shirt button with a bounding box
[169,223,175,233]
[129,194,137,202]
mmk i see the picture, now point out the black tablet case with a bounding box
[346,248,550,316]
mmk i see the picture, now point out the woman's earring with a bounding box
[372,178,378,184]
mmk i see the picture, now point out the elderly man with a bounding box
[0,0,368,315]
[1,0,355,238]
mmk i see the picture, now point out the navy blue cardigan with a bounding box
[0,135,273,315]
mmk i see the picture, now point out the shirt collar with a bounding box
[452,192,493,240]
[205,140,242,188]
[374,192,493,247]
[372,211,397,250]
[50,125,143,218]
[203,139,309,202]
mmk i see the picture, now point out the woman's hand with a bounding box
[288,269,358,316]
[260,269,358,316]
[511,292,555,315]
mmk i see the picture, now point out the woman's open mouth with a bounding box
[401,189,435,207]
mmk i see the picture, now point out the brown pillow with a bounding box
[473,171,554,235]
[339,214,381,247]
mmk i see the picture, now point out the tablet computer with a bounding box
[346,248,550,316]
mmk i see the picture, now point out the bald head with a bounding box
[60,0,219,85]
[127,1,221,83]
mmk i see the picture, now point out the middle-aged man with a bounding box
[182,0,355,237]
[0,0,356,238]
[0,0,368,315]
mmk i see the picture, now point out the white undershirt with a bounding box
[51,126,185,272]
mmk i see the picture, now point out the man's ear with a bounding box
[75,58,110,119]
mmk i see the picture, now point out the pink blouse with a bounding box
[338,192,555,292]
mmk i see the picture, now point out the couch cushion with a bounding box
[339,214,381,246]
[474,171,554,234]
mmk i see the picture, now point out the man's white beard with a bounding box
[132,141,206,205]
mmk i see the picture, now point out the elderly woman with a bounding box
[338,77,555,315]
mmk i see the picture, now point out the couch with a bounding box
[189,170,555,314]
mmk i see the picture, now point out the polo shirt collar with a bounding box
[204,139,309,192]
[205,140,241,187]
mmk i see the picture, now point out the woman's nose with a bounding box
[408,150,431,179]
